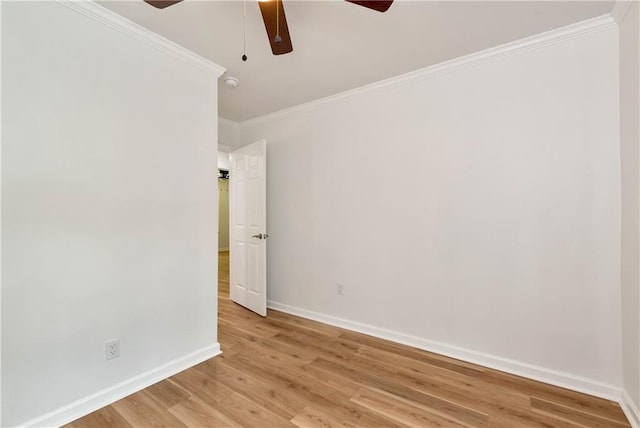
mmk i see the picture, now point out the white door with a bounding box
[229,140,267,316]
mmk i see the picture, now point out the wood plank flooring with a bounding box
[68,251,630,427]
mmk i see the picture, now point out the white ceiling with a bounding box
[99,0,614,122]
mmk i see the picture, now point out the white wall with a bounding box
[219,117,240,150]
[241,24,623,395]
[619,0,640,418]
[218,151,231,170]
[2,2,222,425]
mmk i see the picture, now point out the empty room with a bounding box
[1,0,639,426]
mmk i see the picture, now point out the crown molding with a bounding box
[219,117,240,127]
[218,117,241,149]
[611,1,633,25]
[218,144,233,153]
[242,13,616,127]
[55,0,225,78]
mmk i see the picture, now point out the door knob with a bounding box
[252,233,263,239]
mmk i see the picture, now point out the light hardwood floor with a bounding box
[68,251,630,427]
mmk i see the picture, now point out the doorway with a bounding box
[217,140,267,316]
[218,173,230,296]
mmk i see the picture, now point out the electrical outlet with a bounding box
[337,284,344,295]
[105,339,120,361]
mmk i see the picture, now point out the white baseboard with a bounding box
[622,389,640,428]
[267,300,621,402]
[21,343,222,427]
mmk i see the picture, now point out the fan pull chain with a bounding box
[275,0,282,43]
[242,0,247,61]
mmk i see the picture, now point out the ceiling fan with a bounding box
[143,0,393,56]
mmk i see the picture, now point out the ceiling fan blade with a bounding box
[258,0,293,55]
[345,0,393,13]
[143,0,183,9]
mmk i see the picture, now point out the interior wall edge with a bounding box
[19,343,221,428]
[0,0,4,424]
[611,0,633,25]
[622,389,640,428]
[267,300,622,402]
